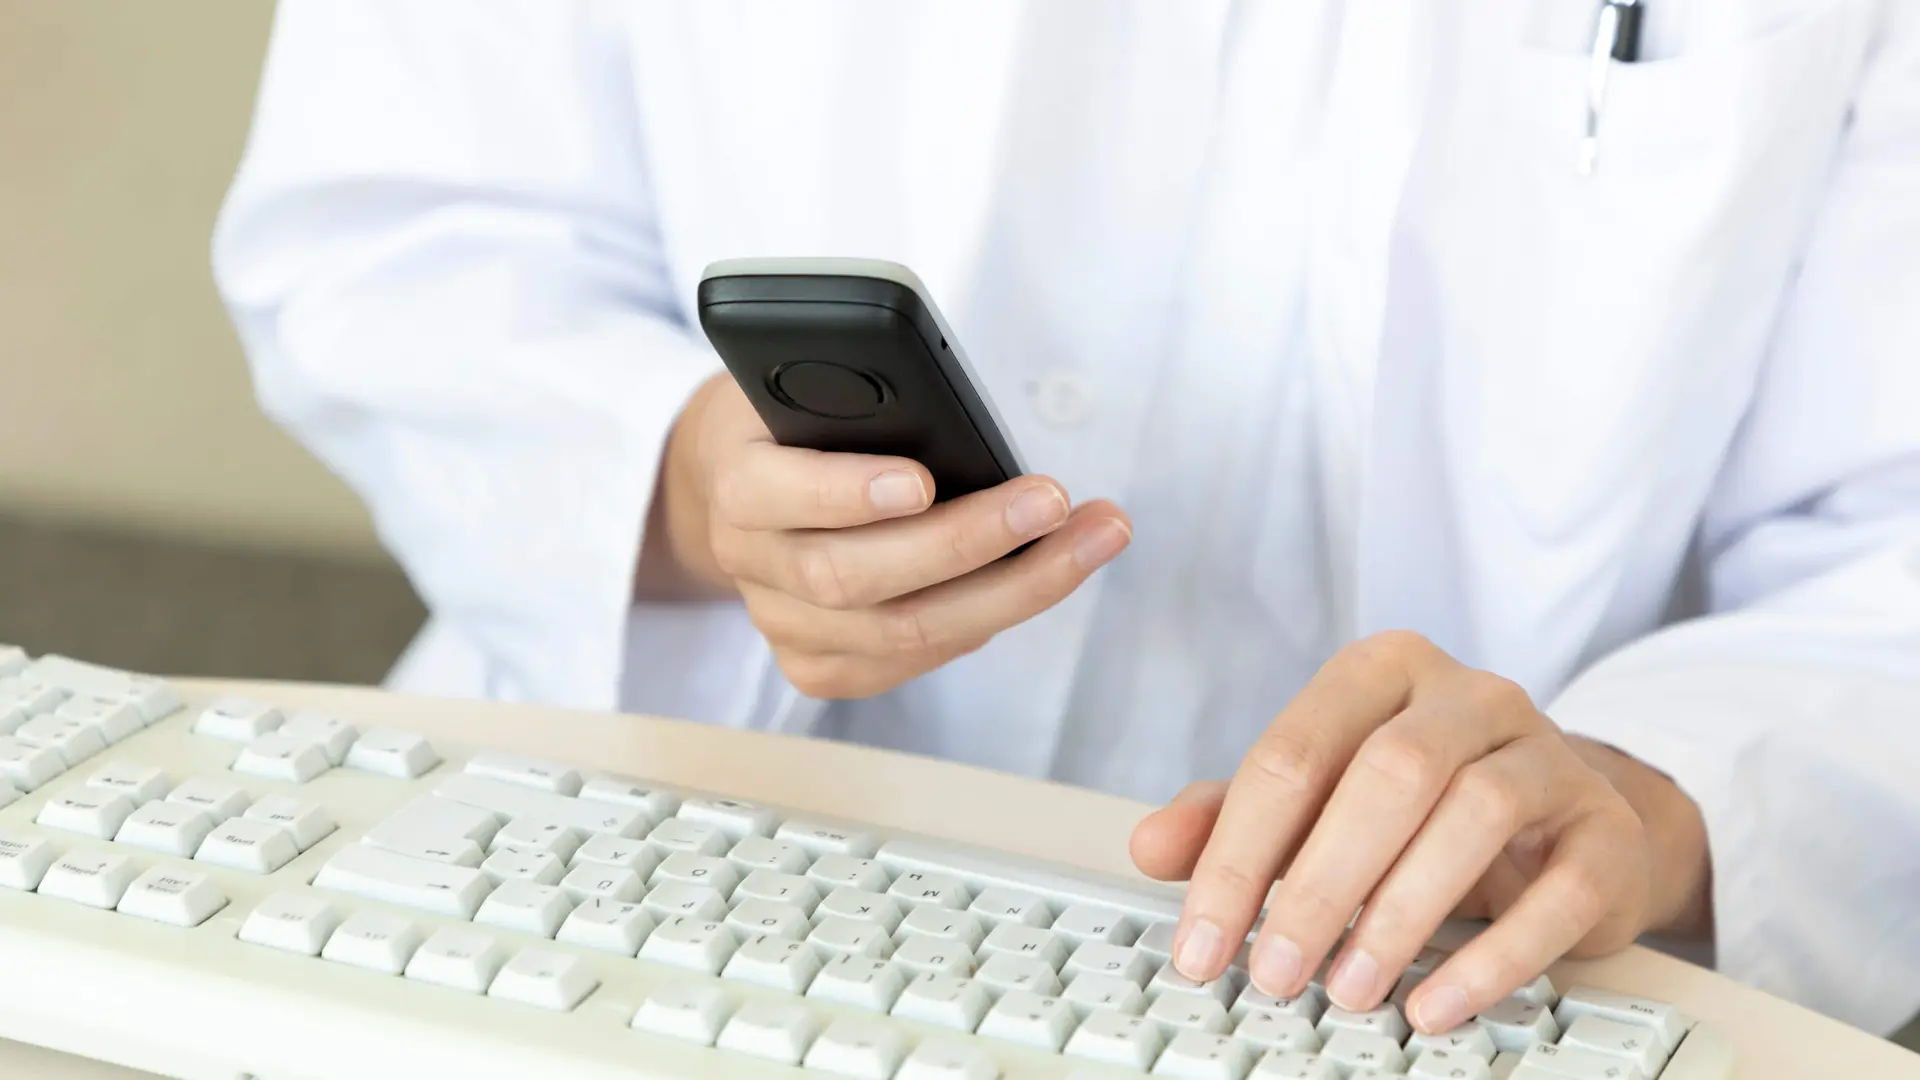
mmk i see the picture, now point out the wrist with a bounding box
[1567,735,1713,941]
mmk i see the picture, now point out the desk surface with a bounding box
[6,678,1917,1080]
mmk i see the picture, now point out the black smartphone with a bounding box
[696,257,1025,503]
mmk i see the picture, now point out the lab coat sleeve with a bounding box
[1548,2,1920,1034]
[212,0,766,718]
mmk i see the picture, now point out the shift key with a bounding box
[313,844,494,919]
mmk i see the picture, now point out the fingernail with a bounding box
[1174,918,1226,980]
[1326,949,1382,1010]
[868,470,928,513]
[1412,984,1471,1033]
[1250,934,1304,996]
[1006,486,1068,537]
[1074,519,1131,570]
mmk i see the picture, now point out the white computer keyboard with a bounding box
[0,647,1733,1080]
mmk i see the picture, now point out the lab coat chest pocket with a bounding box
[1428,0,1873,545]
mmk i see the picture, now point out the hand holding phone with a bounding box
[634,259,1132,700]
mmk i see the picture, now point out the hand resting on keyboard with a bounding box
[1130,630,1714,1037]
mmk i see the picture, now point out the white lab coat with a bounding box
[214,0,1920,1034]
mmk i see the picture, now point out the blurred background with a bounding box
[0,3,424,684]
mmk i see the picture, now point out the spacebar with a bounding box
[312,845,494,919]
[875,840,1184,922]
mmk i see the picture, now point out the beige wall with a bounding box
[0,2,385,561]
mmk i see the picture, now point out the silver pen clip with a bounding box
[1579,0,1644,177]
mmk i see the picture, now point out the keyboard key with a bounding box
[475,880,575,938]
[110,674,182,724]
[572,834,663,878]
[115,800,216,857]
[0,676,69,716]
[436,773,647,838]
[1410,1047,1495,1079]
[117,866,227,927]
[578,774,679,822]
[892,932,976,977]
[277,711,357,765]
[733,869,821,914]
[1317,1003,1409,1044]
[25,658,173,722]
[809,915,893,960]
[776,818,880,859]
[1552,987,1689,1055]
[896,1038,998,1080]
[725,897,810,941]
[878,839,1182,924]
[818,886,903,932]
[15,715,107,766]
[559,863,643,903]
[1053,903,1137,946]
[898,904,986,949]
[1153,1029,1254,1079]
[727,835,811,875]
[641,882,728,922]
[232,732,331,783]
[1491,1051,1524,1079]
[1320,1029,1407,1075]
[807,954,906,1011]
[196,818,300,873]
[677,795,778,839]
[323,912,423,973]
[187,696,280,741]
[1249,1051,1339,1079]
[723,932,823,993]
[480,848,565,885]
[239,892,340,955]
[1066,941,1155,986]
[465,752,581,795]
[1511,974,1558,1009]
[640,914,738,974]
[646,817,730,856]
[1066,1009,1165,1069]
[1516,1042,1645,1080]
[1558,1014,1668,1076]
[313,844,495,918]
[1235,1011,1322,1054]
[804,1015,908,1079]
[809,854,892,893]
[0,831,60,890]
[892,973,992,1031]
[1409,1022,1498,1062]
[488,816,583,861]
[1233,986,1326,1025]
[651,851,738,895]
[405,929,508,993]
[974,953,1062,998]
[1137,921,1178,963]
[717,1000,819,1064]
[1477,997,1560,1053]
[968,886,1052,929]
[55,696,143,744]
[37,850,140,908]
[1062,973,1147,1016]
[1146,993,1231,1035]
[981,920,1068,970]
[1151,962,1246,1009]
[166,777,251,822]
[978,989,1075,1051]
[0,708,22,737]
[0,645,25,677]
[85,762,170,803]
[887,869,972,910]
[557,897,654,956]
[633,982,732,1045]
[0,736,65,792]
[242,795,336,851]
[488,947,597,1010]
[37,788,137,838]
[344,728,440,779]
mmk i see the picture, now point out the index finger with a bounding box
[1169,633,1450,983]
[710,440,937,531]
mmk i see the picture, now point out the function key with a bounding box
[232,732,332,784]
[193,696,284,742]
[775,818,879,859]
[344,728,440,779]
[0,737,68,793]
[677,796,778,840]
[54,696,142,743]
[0,675,69,717]
[277,711,357,765]
[465,752,581,795]
[579,774,679,822]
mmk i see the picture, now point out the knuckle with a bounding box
[1554,867,1612,933]
[1193,860,1273,907]
[707,462,752,525]
[1245,731,1330,795]
[1355,727,1443,798]
[876,605,937,656]
[708,525,751,577]
[1451,766,1522,835]
[1269,874,1347,926]
[1470,671,1536,718]
[1351,629,1434,667]
[791,541,857,610]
